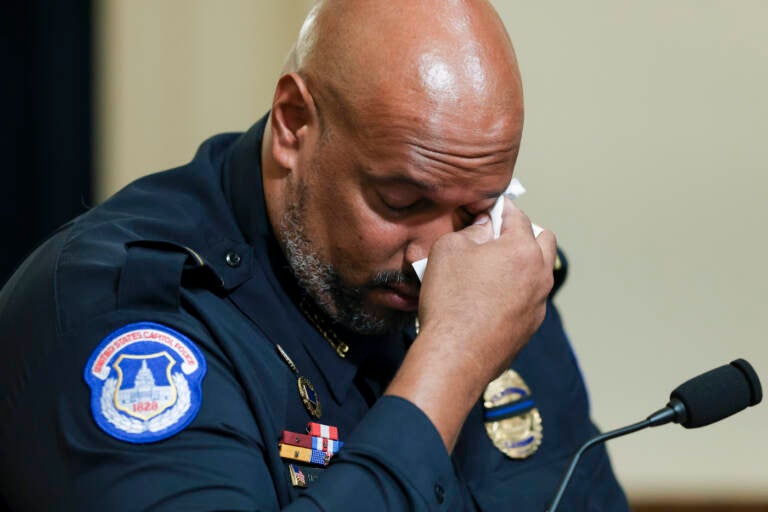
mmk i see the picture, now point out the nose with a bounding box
[403,212,461,264]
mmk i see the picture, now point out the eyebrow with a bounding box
[374,175,437,192]
[373,175,506,200]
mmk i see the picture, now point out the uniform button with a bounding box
[434,482,445,504]
[225,251,241,267]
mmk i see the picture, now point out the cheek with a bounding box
[312,184,411,274]
[339,204,409,268]
[300,143,410,276]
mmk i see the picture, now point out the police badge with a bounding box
[84,322,207,443]
[483,369,543,459]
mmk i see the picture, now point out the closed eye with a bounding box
[381,197,428,215]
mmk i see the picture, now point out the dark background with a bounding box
[2,0,93,286]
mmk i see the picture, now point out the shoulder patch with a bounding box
[84,322,207,443]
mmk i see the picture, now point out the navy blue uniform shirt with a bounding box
[0,116,628,511]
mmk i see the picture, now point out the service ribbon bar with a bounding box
[312,436,343,454]
[310,449,329,465]
[281,430,313,449]
[307,421,338,440]
[279,443,330,466]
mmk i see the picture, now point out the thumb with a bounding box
[461,214,494,245]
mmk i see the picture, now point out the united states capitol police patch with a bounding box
[84,322,207,443]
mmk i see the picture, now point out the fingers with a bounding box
[497,197,535,239]
[460,214,494,245]
[495,197,558,270]
[535,229,558,271]
[457,198,557,272]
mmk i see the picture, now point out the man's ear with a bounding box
[270,72,318,171]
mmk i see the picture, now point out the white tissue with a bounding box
[412,178,541,281]
[489,178,526,238]
[411,258,429,280]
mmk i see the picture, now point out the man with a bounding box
[0,1,627,510]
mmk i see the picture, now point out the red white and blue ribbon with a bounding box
[312,436,343,454]
[307,422,338,440]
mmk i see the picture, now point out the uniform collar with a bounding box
[223,116,272,247]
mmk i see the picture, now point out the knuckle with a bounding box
[542,229,556,248]
[431,236,450,254]
[432,233,461,253]
[507,206,530,225]
[542,270,554,292]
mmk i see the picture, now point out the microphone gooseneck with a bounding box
[544,418,651,512]
[545,359,762,512]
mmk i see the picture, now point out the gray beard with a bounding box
[278,187,416,335]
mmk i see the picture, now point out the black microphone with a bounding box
[545,359,763,512]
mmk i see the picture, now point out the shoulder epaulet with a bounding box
[117,241,220,311]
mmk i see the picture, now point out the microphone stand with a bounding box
[544,419,650,512]
[546,400,685,512]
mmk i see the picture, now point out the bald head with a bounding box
[286,0,523,135]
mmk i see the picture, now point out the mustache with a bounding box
[367,269,420,289]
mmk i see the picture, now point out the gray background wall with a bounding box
[95,1,768,502]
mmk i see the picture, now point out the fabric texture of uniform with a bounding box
[0,115,628,511]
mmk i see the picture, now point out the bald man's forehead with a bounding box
[354,105,523,166]
[355,85,519,133]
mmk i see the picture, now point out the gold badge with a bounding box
[483,369,542,459]
[298,376,322,420]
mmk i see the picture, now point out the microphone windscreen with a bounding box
[671,359,762,429]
